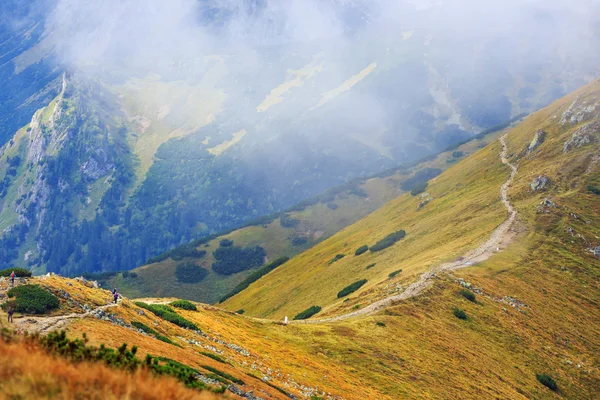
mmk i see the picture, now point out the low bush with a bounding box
[460,289,476,302]
[370,230,406,252]
[588,184,600,195]
[337,279,368,298]
[175,262,208,283]
[536,374,557,391]
[212,245,266,275]
[219,239,233,247]
[328,254,345,265]
[354,245,369,256]
[219,257,289,302]
[410,182,428,196]
[131,321,173,344]
[365,263,376,270]
[170,300,197,311]
[0,268,31,277]
[3,285,59,314]
[134,302,199,331]
[388,269,402,278]
[200,351,227,364]
[235,309,245,314]
[453,307,467,320]
[291,236,308,246]
[452,151,464,158]
[376,321,386,327]
[293,306,322,320]
[202,365,244,385]
[401,168,442,192]
[326,202,338,210]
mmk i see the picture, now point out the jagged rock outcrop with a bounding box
[526,130,546,154]
[530,175,549,191]
[560,96,600,126]
[563,121,599,152]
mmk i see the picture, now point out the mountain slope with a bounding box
[106,133,499,304]
[222,79,600,321]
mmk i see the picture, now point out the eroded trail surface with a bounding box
[295,134,519,323]
[11,304,118,334]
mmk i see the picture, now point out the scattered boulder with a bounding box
[560,97,600,126]
[530,175,549,191]
[591,246,600,258]
[527,130,546,154]
[563,121,599,152]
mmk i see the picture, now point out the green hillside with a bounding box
[223,79,600,321]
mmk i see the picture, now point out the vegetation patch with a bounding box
[122,271,138,279]
[388,269,403,278]
[131,321,173,345]
[354,245,369,256]
[376,321,386,327]
[337,279,368,298]
[536,374,558,391]
[588,185,600,195]
[400,168,442,192]
[235,309,245,314]
[370,230,406,252]
[459,289,476,302]
[175,262,208,283]
[134,302,199,331]
[202,365,244,385]
[410,182,428,196]
[453,307,468,320]
[365,263,376,270]
[291,236,308,246]
[2,285,59,314]
[0,268,31,277]
[219,257,289,303]
[170,300,197,311]
[200,351,227,364]
[328,254,345,265]
[219,239,233,247]
[212,245,266,275]
[293,306,322,320]
[280,214,300,228]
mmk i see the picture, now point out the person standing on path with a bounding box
[7,306,14,323]
[113,291,119,304]
[10,270,15,286]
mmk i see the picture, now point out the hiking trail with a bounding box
[293,133,518,323]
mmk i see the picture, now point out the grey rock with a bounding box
[591,246,600,258]
[563,121,599,152]
[530,175,549,191]
[540,198,556,208]
[527,130,546,154]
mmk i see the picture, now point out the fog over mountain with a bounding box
[0,0,599,275]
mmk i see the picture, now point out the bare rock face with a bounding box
[560,96,600,126]
[530,175,549,191]
[563,121,599,152]
[527,130,547,154]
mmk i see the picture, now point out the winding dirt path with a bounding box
[293,133,518,323]
[9,303,118,334]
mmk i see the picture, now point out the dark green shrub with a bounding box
[370,230,406,252]
[376,321,386,327]
[293,306,322,320]
[460,289,476,302]
[212,245,266,275]
[219,257,289,302]
[4,285,59,314]
[401,168,442,191]
[235,309,245,314]
[388,269,402,278]
[170,300,197,311]
[326,202,338,210]
[280,214,300,228]
[337,279,368,298]
[588,185,600,195]
[134,302,199,331]
[354,245,369,256]
[452,151,464,158]
[219,239,233,247]
[202,365,244,385]
[453,307,467,320]
[122,270,130,278]
[175,262,208,283]
[200,351,227,364]
[131,321,173,344]
[129,272,138,278]
[328,254,345,265]
[410,182,428,196]
[536,374,557,391]
[0,268,31,277]
[365,263,376,270]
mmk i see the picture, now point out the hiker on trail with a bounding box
[113,291,119,304]
[10,270,15,286]
[7,306,14,323]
